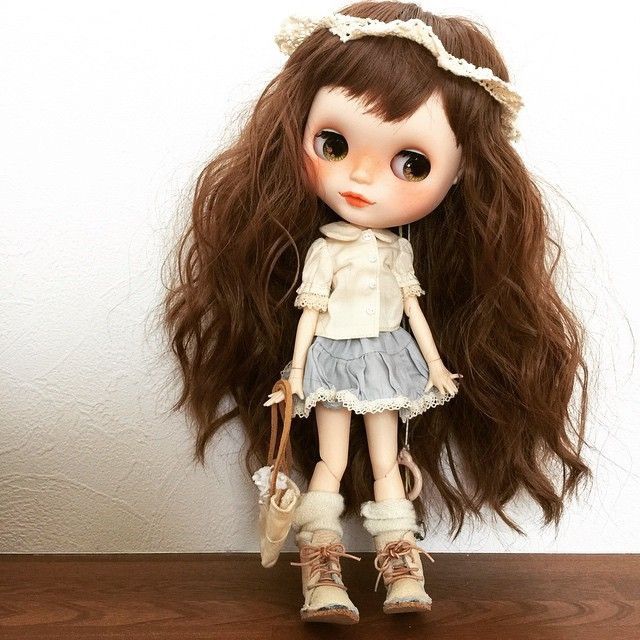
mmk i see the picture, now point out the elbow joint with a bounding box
[403,295,420,318]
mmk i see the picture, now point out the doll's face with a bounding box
[302,86,463,229]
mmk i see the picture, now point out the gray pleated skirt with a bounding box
[280,326,456,424]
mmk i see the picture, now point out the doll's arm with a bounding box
[404,296,462,395]
[266,239,330,406]
[287,238,331,375]
[289,308,320,373]
[291,238,333,375]
[404,296,439,362]
[391,238,426,301]
[265,308,318,406]
[392,238,444,366]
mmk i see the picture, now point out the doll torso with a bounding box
[295,221,423,339]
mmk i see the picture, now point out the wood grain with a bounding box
[1,553,638,639]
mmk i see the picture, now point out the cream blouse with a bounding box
[294,220,425,339]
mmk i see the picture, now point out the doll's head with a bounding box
[288,5,521,231]
[302,85,463,229]
[257,0,525,238]
[163,1,591,537]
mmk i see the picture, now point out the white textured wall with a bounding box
[1,0,638,553]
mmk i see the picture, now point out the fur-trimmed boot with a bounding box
[290,490,361,624]
[360,497,435,614]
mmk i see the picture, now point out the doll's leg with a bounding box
[290,403,360,624]
[361,409,432,613]
[363,409,405,501]
[308,403,351,492]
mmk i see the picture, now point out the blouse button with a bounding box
[366,304,375,315]
[362,230,373,240]
[368,278,376,288]
[368,254,377,262]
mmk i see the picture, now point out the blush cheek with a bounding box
[313,160,337,199]
[394,184,439,218]
[303,154,322,191]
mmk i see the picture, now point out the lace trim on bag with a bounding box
[294,291,329,311]
[292,386,456,423]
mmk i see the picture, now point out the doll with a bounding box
[162,1,591,625]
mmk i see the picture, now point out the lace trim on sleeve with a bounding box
[294,291,329,312]
[401,283,426,299]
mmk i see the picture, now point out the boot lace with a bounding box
[373,539,435,592]
[290,542,362,591]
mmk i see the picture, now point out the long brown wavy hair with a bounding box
[161,1,592,538]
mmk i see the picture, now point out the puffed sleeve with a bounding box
[293,237,333,312]
[391,237,426,300]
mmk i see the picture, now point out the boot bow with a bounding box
[291,542,362,590]
[373,539,435,592]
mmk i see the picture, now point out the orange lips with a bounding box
[340,191,374,207]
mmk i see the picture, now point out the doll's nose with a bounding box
[349,154,378,183]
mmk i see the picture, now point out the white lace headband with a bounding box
[274,12,523,142]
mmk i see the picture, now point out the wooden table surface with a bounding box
[1,553,638,639]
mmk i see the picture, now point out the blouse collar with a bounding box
[319,220,398,243]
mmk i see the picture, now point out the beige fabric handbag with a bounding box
[252,378,301,568]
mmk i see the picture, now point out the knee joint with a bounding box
[372,459,399,481]
[317,457,346,482]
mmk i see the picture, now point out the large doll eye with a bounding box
[313,130,348,161]
[391,150,431,181]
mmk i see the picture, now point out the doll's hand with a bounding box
[289,376,304,401]
[425,360,463,396]
[263,390,283,406]
[263,371,305,406]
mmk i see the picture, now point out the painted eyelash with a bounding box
[398,149,427,158]
[314,129,340,138]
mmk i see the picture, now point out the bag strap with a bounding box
[267,377,294,496]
